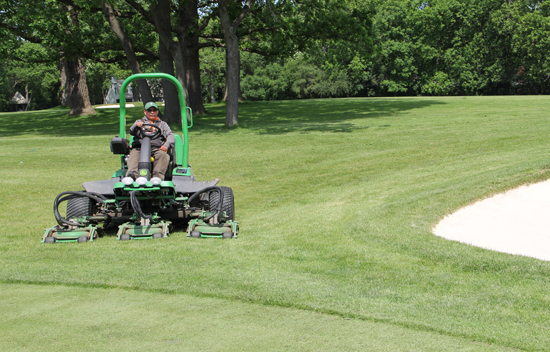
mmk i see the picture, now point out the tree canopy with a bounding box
[2,0,550,117]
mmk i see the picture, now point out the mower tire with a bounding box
[44,237,56,243]
[77,236,88,243]
[222,232,233,239]
[120,234,131,241]
[66,195,93,220]
[190,231,201,238]
[209,186,235,221]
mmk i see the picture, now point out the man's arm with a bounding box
[129,120,139,136]
[161,122,175,150]
[129,118,147,136]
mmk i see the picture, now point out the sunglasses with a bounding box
[146,108,158,112]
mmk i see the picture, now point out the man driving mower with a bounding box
[126,102,175,180]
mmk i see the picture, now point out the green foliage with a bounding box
[241,58,286,101]
[235,0,374,100]
[362,0,550,96]
[0,0,160,110]
[3,0,550,109]
[506,0,550,94]
[238,0,550,98]
[241,53,354,100]
[200,47,226,103]
[421,71,454,95]
[0,63,10,111]
[0,43,60,111]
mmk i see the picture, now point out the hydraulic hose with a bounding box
[187,186,223,221]
[53,191,106,228]
[130,191,152,220]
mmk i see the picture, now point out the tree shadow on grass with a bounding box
[0,98,446,138]
[192,98,447,135]
[0,107,145,138]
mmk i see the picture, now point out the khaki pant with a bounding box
[126,148,170,180]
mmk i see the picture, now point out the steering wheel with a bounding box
[137,122,161,139]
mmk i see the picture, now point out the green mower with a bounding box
[42,73,238,243]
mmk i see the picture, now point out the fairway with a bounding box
[1,283,516,352]
[1,96,549,351]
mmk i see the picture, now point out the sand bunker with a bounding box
[96,104,135,109]
[433,180,550,261]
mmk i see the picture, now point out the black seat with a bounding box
[110,136,129,155]
[164,144,176,181]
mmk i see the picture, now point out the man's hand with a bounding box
[136,121,144,127]
[160,145,168,152]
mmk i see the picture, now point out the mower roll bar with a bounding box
[118,73,193,168]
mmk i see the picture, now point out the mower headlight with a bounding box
[122,177,134,186]
[136,177,148,186]
[150,177,162,186]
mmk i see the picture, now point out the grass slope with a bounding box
[1,97,549,351]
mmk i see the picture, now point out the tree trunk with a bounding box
[151,0,189,118]
[219,0,251,126]
[142,0,205,117]
[223,60,245,103]
[180,0,206,115]
[159,39,181,125]
[223,36,240,127]
[59,60,69,106]
[225,86,246,102]
[182,38,206,115]
[62,56,96,116]
[209,72,216,104]
[133,86,141,103]
[101,1,154,104]
[59,4,95,115]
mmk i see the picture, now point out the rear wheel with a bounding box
[222,232,233,239]
[44,237,56,243]
[66,196,93,220]
[190,231,201,238]
[77,236,88,243]
[120,234,131,241]
[209,187,235,221]
[152,233,163,239]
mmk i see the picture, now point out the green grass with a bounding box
[1,96,549,351]
[2,283,513,352]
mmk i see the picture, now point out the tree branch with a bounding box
[55,0,102,13]
[232,0,252,30]
[0,23,44,44]
[124,0,154,24]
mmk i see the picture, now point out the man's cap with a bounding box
[144,102,159,110]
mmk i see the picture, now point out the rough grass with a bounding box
[1,97,549,351]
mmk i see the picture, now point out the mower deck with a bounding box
[187,217,239,239]
[42,224,100,243]
[117,220,171,240]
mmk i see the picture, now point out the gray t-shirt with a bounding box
[129,117,175,149]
